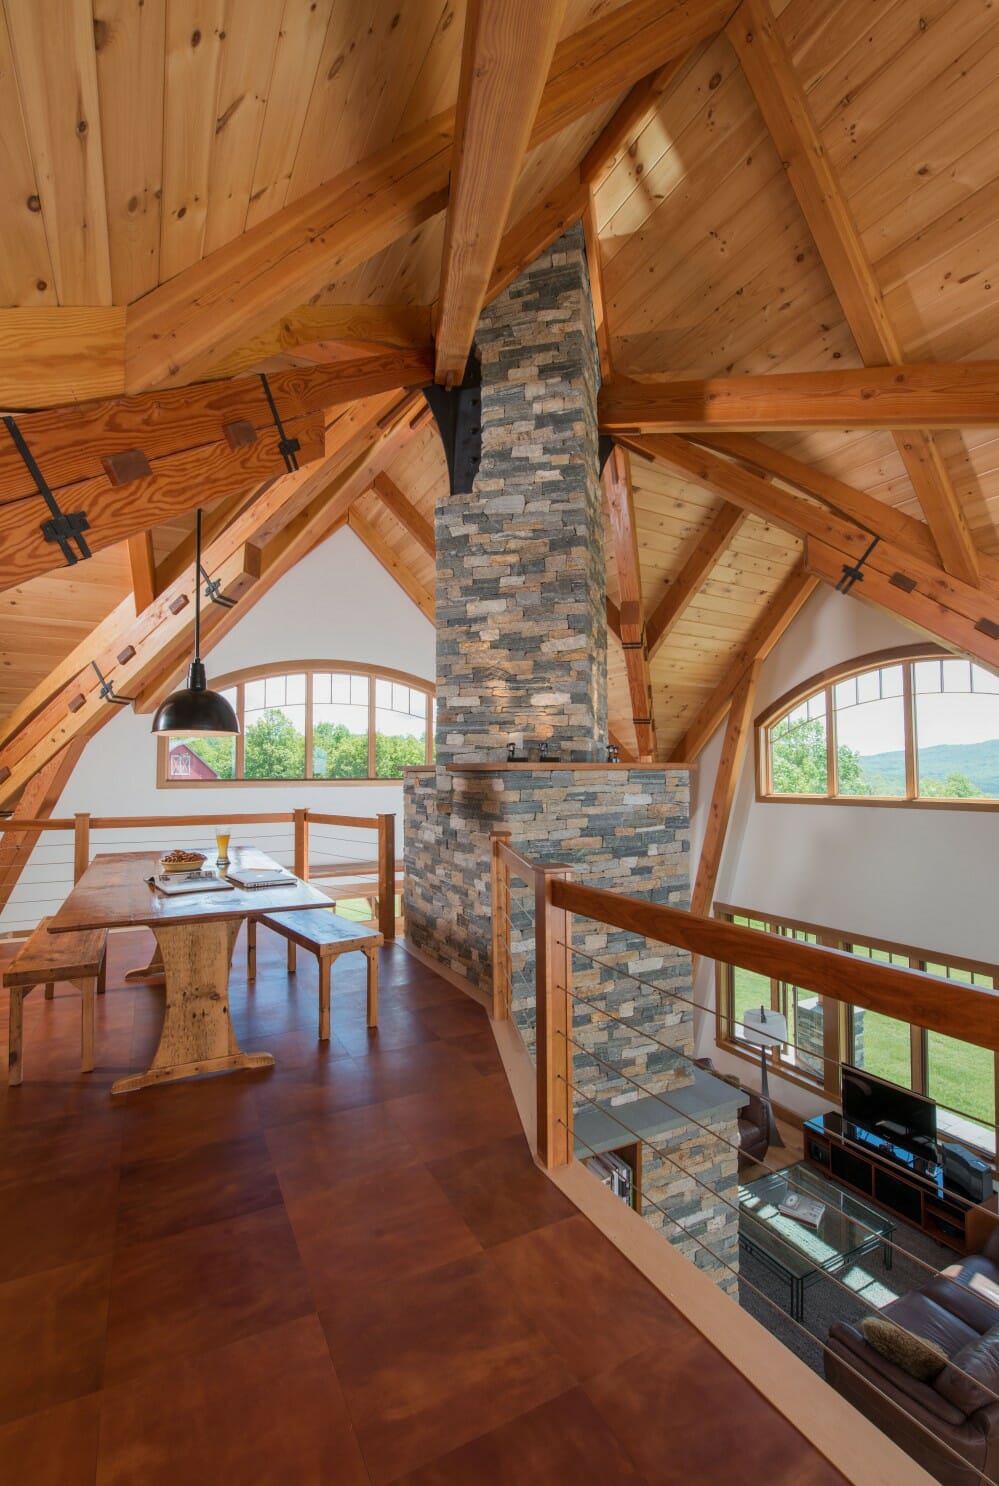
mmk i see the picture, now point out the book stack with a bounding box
[778,1191,826,1228]
[584,1151,634,1206]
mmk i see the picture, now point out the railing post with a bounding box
[376,814,396,941]
[535,862,574,1170]
[293,809,309,881]
[73,813,90,883]
[489,831,512,1021]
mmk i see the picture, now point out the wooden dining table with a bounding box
[46,845,333,1096]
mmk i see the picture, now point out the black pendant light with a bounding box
[151,510,240,737]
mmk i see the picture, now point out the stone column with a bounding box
[435,225,607,764]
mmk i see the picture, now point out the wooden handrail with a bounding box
[309,813,380,829]
[552,879,999,1053]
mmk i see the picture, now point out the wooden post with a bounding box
[535,862,574,1170]
[293,808,309,881]
[490,831,513,1021]
[376,814,396,941]
[73,813,90,883]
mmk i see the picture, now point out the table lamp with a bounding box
[742,1005,788,1148]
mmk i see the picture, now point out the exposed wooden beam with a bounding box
[0,349,432,507]
[0,309,124,410]
[690,661,761,918]
[646,502,746,660]
[582,194,612,381]
[0,351,432,593]
[627,434,999,672]
[348,510,435,621]
[435,0,566,385]
[668,569,820,761]
[579,53,691,189]
[207,305,435,381]
[603,445,657,759]
[124,0,731,395]
[371,473,435,557]
[600,363,999,433]
[727,0,981,588]
[697,433,999,606]
[606,595,622,640]
[126,531,157,614]
[0,741,84,919]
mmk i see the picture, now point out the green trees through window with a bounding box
[163,664,433,784]
[762,651,997,803]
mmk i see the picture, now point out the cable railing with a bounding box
[0,807,398,941]
[488,829,999,1486]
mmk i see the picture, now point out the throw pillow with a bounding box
[935,1327,999,1416]
[861,1317,949,1381]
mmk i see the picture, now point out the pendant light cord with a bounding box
[194,508,203,660]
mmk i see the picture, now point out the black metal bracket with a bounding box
[3,414,91,566]
[423,351,482,496]
[91,661,133,706]
[836,535,880,595]
[200,564,237,609]
[598,434,615,475]
[259,373,301,473]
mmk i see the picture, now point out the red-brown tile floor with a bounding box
[0,928,848,1485]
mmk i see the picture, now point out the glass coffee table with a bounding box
[739,1163,895,1321]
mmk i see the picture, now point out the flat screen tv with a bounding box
[841,1064,937,1148]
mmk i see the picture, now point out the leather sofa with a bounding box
[693,1057,771,1166]
[825,1224,999,1485]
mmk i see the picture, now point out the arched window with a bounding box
[157,662,434,786]
[757,646,999,807]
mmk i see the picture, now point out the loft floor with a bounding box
[0,929,846,1485]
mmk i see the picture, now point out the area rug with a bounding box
[737,1162,954,1375]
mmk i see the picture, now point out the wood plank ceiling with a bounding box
[0,0,997,771]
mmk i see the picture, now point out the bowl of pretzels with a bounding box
[159,848,208,876]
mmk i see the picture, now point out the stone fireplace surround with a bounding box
[404,226,740,1287]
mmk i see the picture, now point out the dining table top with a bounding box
[47,846,333,934]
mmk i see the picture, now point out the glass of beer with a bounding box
[215,825,231,867]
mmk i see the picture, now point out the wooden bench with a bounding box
[4,917,108,1086]
[247,910,382,1039]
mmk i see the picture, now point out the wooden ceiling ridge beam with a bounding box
[645,501,746,660]
[668,567,820,762]
[435,0,567,385]
[598,362,999,432]
[603,444,657,759]
[727,0,981,588]
[629,433,999,673]
[122,0,732,396]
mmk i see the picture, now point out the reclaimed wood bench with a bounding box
[4,917,108,1085]
[247,909,382,1039]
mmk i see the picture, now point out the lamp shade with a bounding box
[742,1006,788,1050]
[151,660,239,737]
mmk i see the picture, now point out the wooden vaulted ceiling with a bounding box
[1,0,998,799]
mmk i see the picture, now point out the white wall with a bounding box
[689,586,997,1117]
[1,527,435,934]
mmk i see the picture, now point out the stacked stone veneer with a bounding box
[435,227,606,763]
[404,227,739,1289]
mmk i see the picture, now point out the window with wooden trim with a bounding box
[757,646,999,807]
[716,904,998,1157]
[157,662,434,786]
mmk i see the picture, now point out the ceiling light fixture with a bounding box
[151,510,240,738]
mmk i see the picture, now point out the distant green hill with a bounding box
[858,738,999,796]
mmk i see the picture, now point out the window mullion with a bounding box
[368,682,376,779]
[902,662,917,800]
[305,671,314,781]
[236,683,245,779]
[825,684,836,797]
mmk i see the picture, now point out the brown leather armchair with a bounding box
[824,1223,999,1486]
[694,1057,771,1167]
